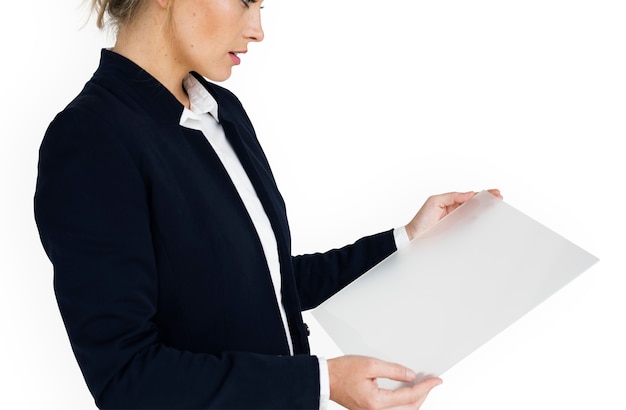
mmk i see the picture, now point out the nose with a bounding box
[245,8,264,42]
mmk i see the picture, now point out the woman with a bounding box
[34,0,500,408]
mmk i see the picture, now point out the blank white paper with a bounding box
[312,191,599,387]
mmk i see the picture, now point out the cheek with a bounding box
[176,25,212,60]
[171,8,205,48]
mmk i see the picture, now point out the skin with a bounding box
[110,1,502,408]
[331,190,502,410]
[406,189,503,240]
[328,355,442,410]
[113,0,264,108]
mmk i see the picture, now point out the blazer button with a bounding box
[304,323,310,336]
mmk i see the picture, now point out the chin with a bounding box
[200,69,233,83]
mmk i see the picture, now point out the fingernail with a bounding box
[406,369,417,379]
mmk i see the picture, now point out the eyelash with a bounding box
[242,0,263,9]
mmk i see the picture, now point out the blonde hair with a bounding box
[90,0,146,29]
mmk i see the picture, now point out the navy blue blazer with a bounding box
[35,50,397,409]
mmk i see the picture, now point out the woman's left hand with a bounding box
[405,189,502,241]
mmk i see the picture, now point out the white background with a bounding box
[1,1,624,409]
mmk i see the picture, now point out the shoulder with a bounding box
[45,77,131,140]
[41,70,179,161]
[41,89,128,168]
[39,84,161,193]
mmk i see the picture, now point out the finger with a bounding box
[368,359,417,383]
[378,377,443,409]
[425,191,470,208]
[486,188,503,199]
[440,191,475,213]
[410,377,443,406]
[401,377,442,407]
[453,191,476,204]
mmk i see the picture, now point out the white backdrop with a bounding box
[1,1,624,409]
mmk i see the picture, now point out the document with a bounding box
[312,191,599,387]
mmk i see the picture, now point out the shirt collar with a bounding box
[182,73,219,121]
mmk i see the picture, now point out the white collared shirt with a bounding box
[180,74,294,356]
[179,73,410,409]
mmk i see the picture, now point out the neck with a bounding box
[112,14,190,109]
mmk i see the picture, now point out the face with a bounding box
[168,0,264,82]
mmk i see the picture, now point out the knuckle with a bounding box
[362,357,377,374]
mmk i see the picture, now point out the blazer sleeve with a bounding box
[292,230,397,311]
[34,108,320,409]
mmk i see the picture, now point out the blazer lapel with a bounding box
[191,73,310,354]
[219,115,309,354]
[219,118,291,261]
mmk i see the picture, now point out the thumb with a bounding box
[452,191,476,205]
[370,359,418,383]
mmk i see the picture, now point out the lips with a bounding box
[228,51,245,65]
